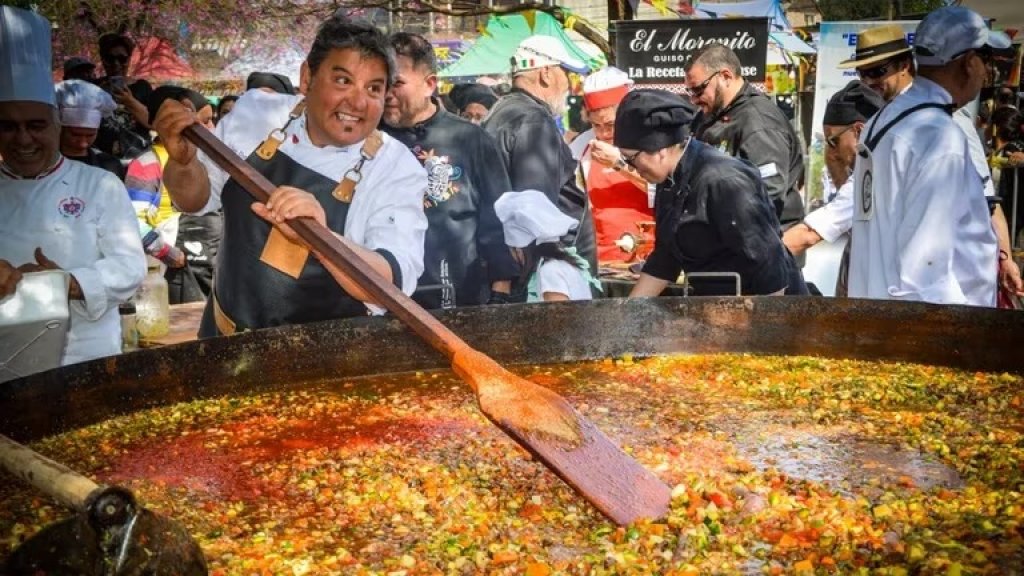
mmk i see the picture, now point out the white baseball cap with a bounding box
[914,6,1011,67]
[511,35,589,76]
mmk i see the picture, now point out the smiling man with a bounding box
[153,15,428,336]
[1,6,145,366]
[380,32,517,309]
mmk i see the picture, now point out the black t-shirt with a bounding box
[66,148,126,181]
[642,139,807,296]
[93,77,153,160]
[382,105,519,309]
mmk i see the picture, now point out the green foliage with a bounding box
[816,0,948,21]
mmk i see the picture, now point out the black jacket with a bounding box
[693,82,805,230]
[643,139,807,296]
[383,105,518,309]
[483,89,598,274]
[68,148,126,181]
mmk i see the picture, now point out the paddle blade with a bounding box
[453,348,671,525]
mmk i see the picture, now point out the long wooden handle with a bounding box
[0,434,99,512]
[183,126,471,365]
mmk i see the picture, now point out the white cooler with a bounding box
[0,270,70,383]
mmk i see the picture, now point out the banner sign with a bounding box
[614,18,770,84]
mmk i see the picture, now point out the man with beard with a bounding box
[483,35,599,281]
[381,32,517,308]
[153,15,428,336]
[686,44,805,233]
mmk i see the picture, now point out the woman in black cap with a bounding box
[613,89,807,297]
[448,83,498,125]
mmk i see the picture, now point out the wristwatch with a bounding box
[613,157,627,171]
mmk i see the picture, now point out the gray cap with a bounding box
[914,6,1011,67]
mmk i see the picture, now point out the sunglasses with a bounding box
[684,70,721,98]
[857,62,893,80]
[825,125,854,149]
[104,54,130,64]
[622,149,643,169]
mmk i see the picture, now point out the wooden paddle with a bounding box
[0,434,207,574]
[182,125,671,525]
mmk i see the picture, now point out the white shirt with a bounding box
[569,128,595,161]
[536,259,593,301]
[849,77,997,306]
[194,89,429,303]
[952,105,996,197]
[0,158,146,364]
[805,177,854,244]
[808,88,994,243]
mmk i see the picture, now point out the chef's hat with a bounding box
[582,66,633,111]
[0,6,55,106]
[55,80,117,129]
[495,190,579,248]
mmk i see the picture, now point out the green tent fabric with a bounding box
[439,11,604,78]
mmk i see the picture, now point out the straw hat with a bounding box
[837,25,912,69]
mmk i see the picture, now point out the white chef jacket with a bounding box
[849,77,997,306]
[808,87,994,244]
[193,89,428,305]
[0,158,146,364]
[805,177,854,244]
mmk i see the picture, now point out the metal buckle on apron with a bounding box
[255,101,306,161]
[333,130,384,203]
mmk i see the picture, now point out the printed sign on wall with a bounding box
[614,18,770,84]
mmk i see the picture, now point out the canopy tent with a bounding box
[129,37,195,81]
[439,11,605,78]
[695,0,792,31]
[692,0,816,63]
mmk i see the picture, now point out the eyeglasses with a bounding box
[622,149,643,168]
[857,62,893,80]
[104,54,129,64]
[684,70,721,98]
[825,125,855,149]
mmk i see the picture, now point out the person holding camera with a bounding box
[93,33,152,160]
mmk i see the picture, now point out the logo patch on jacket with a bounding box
[416,148,461,207]
[58,196,85,218]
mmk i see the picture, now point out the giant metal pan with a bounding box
[2,296,1022,443]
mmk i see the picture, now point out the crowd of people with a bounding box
[0,4,1021,370]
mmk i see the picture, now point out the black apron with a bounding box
[198,149,365,337]
[166,211,222,304]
